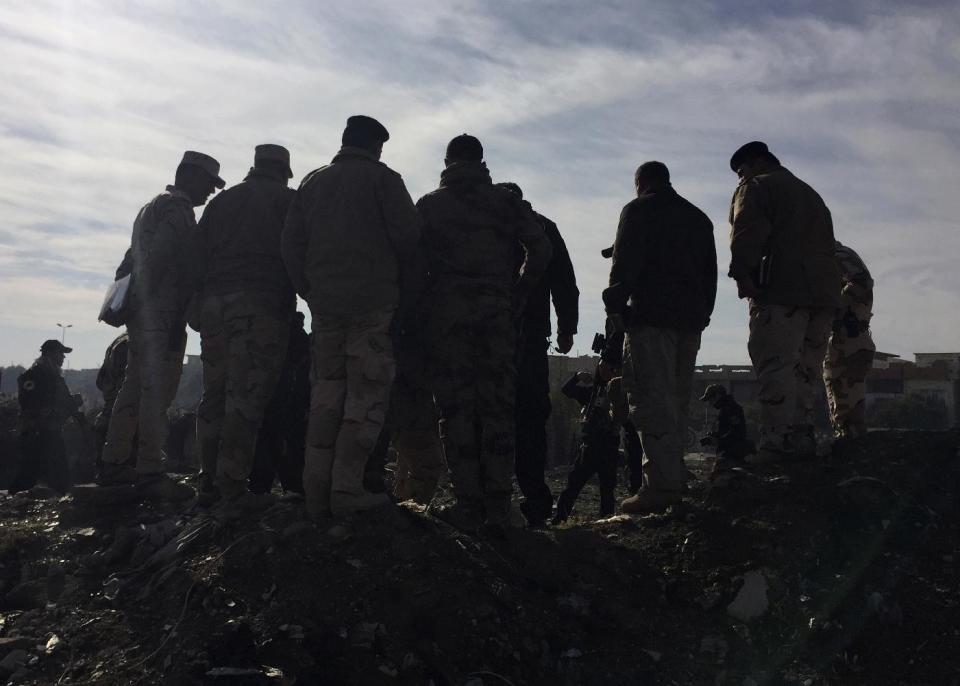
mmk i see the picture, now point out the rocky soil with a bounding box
[0,430,958,685]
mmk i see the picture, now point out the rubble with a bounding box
[0,430,956,684]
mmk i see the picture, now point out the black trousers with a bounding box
[555,435,619,520]
[10,429,71,494]
[515,337,553,521]
[249,418,305,494]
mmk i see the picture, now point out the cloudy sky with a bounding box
[1,0,958,369]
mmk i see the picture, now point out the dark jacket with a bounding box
[519,212,579,340]
[712,395,751,460]
[728,166,840,307]
[608,185,717,333]
[198,168,296,302]
[282,146,421,316]
[18,358,78,431]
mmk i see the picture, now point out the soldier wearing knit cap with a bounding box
[100,150,223,501]
[417,134,553,533]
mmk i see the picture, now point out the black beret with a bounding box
[446,134,483,162]
[730,141,771,172]
[343,115,390,146]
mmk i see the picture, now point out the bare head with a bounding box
[634,160,670,195]
[444,134,484,167]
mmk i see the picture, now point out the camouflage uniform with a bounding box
[283,144,421,516]
[417,161,552,522]
[102,186,198,475]
[729,166,841,454]
[823,242,875,439]
[94,333,131,466]
[195,162,295,498]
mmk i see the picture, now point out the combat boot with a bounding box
[330,490,391,517]
[136,473,195,501]
[620,488,680,514]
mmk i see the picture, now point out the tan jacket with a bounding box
[282,147,421,316]
[728,167,840,307]
[130,186,199,313]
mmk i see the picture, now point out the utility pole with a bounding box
[56,322,73,345]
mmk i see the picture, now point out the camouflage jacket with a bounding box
[835,242,873,322]
[416,162,552,305]
[95,333,129,406]
[198,168,296,306]
[729,167,840,308]
[129,186,200,313]
[282,146,421,316]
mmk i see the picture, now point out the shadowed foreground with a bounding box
[0,430,957,685]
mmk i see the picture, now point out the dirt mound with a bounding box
[0,430,958,685]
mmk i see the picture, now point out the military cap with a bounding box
[180,150,226,188]
[729,141,777,173]
[255,144,293,179]
[446,134,483,162]
[699,384,728,402]
[41,339,72,354]
[343,115,390,146]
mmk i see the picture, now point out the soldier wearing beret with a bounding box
[727,141,840,462]
[283,116,422,518]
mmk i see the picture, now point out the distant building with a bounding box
[867,352,960,427]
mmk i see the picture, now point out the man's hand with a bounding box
[736,277,761,300]
[555,333,574,354]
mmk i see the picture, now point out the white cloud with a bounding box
[0,1,958,369]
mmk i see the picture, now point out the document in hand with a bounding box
[98,273,133,327]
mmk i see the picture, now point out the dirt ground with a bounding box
[0,429,958,685]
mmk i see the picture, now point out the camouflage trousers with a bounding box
[196,292,289,495]
[425,296,516,511]
[389,341,444,504]
[748,303,833,449]
[621,326,700,492]
[102,309,186,475]
[304,307,395,516]
[824,320,875,439]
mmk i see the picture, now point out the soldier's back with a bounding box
[417,179,527,299]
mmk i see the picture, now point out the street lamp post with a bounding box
[56,322,73,345]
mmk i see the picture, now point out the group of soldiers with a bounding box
[11,122,876,532]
